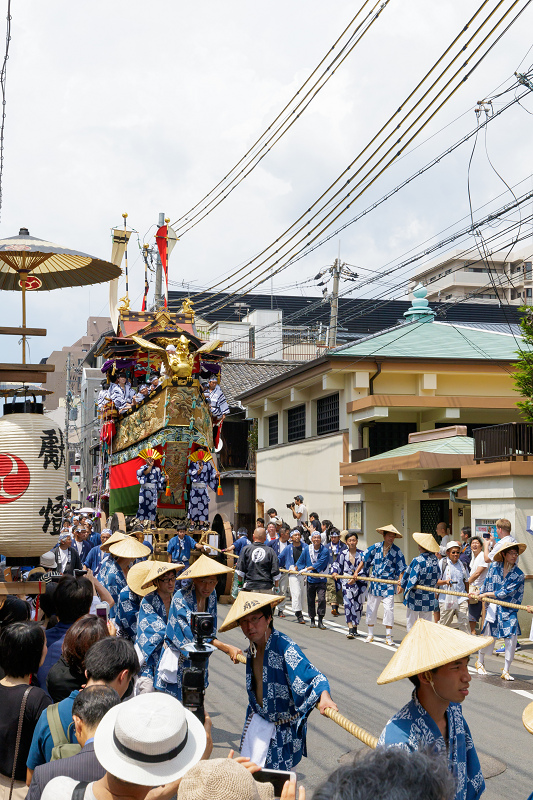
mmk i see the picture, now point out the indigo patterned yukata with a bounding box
[136,464,166,522]
[109,381,135,411]
[331,549,367,626]
[205,384,229,419]
[136,591,170,680]
[154,585,217,699]
[363,542,406,597]
[481,561,524,639]
[241,629,330,771]
[401,553,440,612]
[188,461,218,522]
[115,586,142,641]
[102,557,128,620]
[378,690,485,800]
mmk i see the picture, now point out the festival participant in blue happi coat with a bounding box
[475,540,533,681]
[114,561,153,641]
[331,531,366,639]
[96,531,126,584]
[135,561,179,693]
[377,619,492,800]
[400,532,441,632]
[326,529,347,617]
[155,555,241,698]
[103,536,151,620]
[354,524,406,646]
[167,521,205,572]
[296,532,330,629]
[219,591,338,771]
[136,450,167,524]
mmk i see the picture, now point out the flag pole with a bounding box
[122,212,129,301]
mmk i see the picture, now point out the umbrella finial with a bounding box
[18,227,29,236]
[122,212,128,219]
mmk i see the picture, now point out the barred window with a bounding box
[317,393,339,436]
[268,414,278,446]
[287,405,306,442]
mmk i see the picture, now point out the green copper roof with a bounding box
[334,320,528,360]
[361,435,475,462]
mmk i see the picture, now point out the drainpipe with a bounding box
[449,488,471,506]
[369,361,382,395]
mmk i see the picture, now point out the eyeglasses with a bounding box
[157,574,176,583]
[242,614,265,625]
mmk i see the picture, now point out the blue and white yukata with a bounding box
[240,629,330,770]
[401,552,440,631]
[378,690,485,800]
[154,585,217,699]
[136,591,170,687]
[167,534,197,568]
[102,557,128,620]
[115,585,142,641]
[109,381,135,411]
[84,547,108,579]
[136,464,166,522]
[331,549,366,629]
[205,384,229,419]
[326,540,347,608]
[188,461,218,523]
[478,560,525,674]
[362,542,406,632]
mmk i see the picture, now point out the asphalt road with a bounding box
[205,605,533,799]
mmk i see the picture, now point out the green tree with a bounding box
[514,305,533,421]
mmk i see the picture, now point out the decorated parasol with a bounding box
[0,227,122,363]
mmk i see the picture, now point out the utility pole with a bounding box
[328,259,341,348]
[154,211,165,309]
[65,352,71,498]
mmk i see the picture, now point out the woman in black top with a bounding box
[0,621,51,797]
[46,614,109,702]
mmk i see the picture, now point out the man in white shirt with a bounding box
[291,495,308,526]
[438,541,470,633]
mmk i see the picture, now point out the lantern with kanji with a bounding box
[0,411,65,558]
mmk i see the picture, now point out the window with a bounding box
[287,405,306,442]
[344,502,362,532]
[268,414,278,446]
[317,393,339,436]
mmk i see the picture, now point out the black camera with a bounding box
[286,503,294,509]
[181,612,215,724]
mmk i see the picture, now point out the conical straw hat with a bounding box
[108,537,151,560]
[412,532,440,554]
[493,540,527,561]
[100,531,127,552]
[219,591,285,632]
[376,619,493,685]
[140,560,184,591]
[376,524,402,539]
[127,561,156,598]
[177,554,233,582]
[523,702,533,735]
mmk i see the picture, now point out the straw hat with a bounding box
[108,537,151,560]
[522,702,533,735]
[177,554,233,582]
[178,758,274,800]
[100,530,128,552]
[493,540,526,562]
[140,560,183,591]
[94,693,206,786]
[376,619,493,685]
[340,529,358,543]
[412,532,440,554]
[376,524,402,539]
[219,590,285,633]
[127,562,157,598]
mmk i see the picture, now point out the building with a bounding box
[407,248,533,305]
[237,287,531,562]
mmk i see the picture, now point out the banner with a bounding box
[155,224,178,307]
[109,228,132,332]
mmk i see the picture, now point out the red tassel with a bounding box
[165,486,171,497]
[217,478,223,496]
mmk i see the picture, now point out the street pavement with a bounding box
[206,604,533,799]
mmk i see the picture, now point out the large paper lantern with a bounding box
[0,412,65,557]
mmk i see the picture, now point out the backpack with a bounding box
[47,703,82,761]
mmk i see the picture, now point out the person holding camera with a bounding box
[155,555,243,699]
[289,495,308,527]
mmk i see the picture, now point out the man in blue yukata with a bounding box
[377,618,493,800]
[400,532,441,632]
[219,591,338,771]
[167,521,205,572]
[296,531,330,629]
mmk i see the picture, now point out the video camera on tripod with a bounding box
[181,611,215,724]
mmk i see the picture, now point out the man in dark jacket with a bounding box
[52,532,83,575]
[459,526,472,570]
[235,528,280,593]
[27,686,120,800]
[296,532,330,629]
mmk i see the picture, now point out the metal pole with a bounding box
[154,211,165,309]
[328,259,340,348]
[65,352,71,497]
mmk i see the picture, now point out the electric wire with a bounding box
[0,0,11,221]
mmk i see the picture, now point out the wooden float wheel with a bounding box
[109,512,126,533]
[210,513,234,599]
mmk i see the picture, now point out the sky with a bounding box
[2,0,533,364]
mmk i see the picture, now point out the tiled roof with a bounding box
[361,435,475,462]
[332,320,530,361]
[221,359,303,406]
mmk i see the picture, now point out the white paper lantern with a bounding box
[0,412,65,557]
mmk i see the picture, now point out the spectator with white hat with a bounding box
[438,541,470,634]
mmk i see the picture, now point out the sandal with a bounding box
[475,660,487,675]
[501,670,515,681]
[346,630,355,639]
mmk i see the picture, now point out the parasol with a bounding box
[0,227,122,363]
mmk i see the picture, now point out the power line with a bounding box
[0,0,11,222]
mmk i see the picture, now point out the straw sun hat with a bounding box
[377,619,493,685]
[178,758,274,800]
[493,540,527,562]
[94,692,206,786]
[219,590,285,633]
[108,536,151,560]
[140,560,184,591]
[523,702,533,735]
[127,562,159,598]
[412,532,440,554]
[100,530,127,552]
[376,524,402,538]
[176,554,233,583]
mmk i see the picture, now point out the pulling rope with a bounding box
[230,652,377,747]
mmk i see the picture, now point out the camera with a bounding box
[286,503,294,509]
[181,612,216,724]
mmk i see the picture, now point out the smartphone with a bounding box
[482,533,491,539]
[74,569,87,577]
[95,601,110,623]
[254,769,296,798]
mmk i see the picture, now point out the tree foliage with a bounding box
[514,305,533,421]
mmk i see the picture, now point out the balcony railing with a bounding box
[474,422,533,463]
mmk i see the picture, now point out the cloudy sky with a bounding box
[2,0,533,364]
